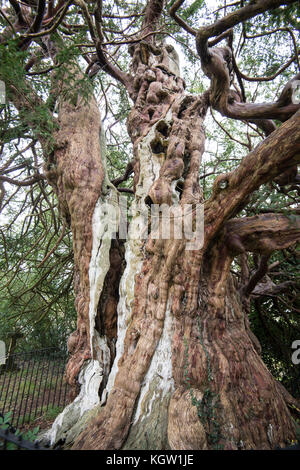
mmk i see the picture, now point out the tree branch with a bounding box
[73,0,133,88]
[0,173,46,186]
[18,0,73,40]
[169,0,197,37]
[112,161,133,187]
[19,0,46,49]
[242,254,271,296]
[142,0,165,40]
[37,222,66,268]
[196,0,298,46]
[252,279,297,297]
[201,40,300,122]
[205,109,300,238]
[223,213,300,256]
[195,0,300,123]
[9,0,27,26]
[94,44,133,89]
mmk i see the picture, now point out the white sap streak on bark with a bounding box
[88,193,116,380]
[105,115,172,396]
[46,188,117,445]
[44,359,103,445]
[132,301,174,424]
[45,125,122,445]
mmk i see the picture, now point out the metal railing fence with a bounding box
[0,348,69,428]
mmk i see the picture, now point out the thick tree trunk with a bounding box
[167,244,296,450]
[43,80,119,444]
[68,44,298,450]
[42,39,299,450]
[71,247,296,449]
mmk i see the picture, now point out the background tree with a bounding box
[0,0,299,450]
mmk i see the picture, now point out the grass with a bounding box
[43,405,63,420]
[21,404,64,425]
[0,357,69,429]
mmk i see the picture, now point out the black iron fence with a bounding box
[0,348,69,429]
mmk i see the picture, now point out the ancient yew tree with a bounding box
[0,0,300,450]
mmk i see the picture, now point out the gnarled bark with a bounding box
[70,42,300,451]
[42,64,120,443]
